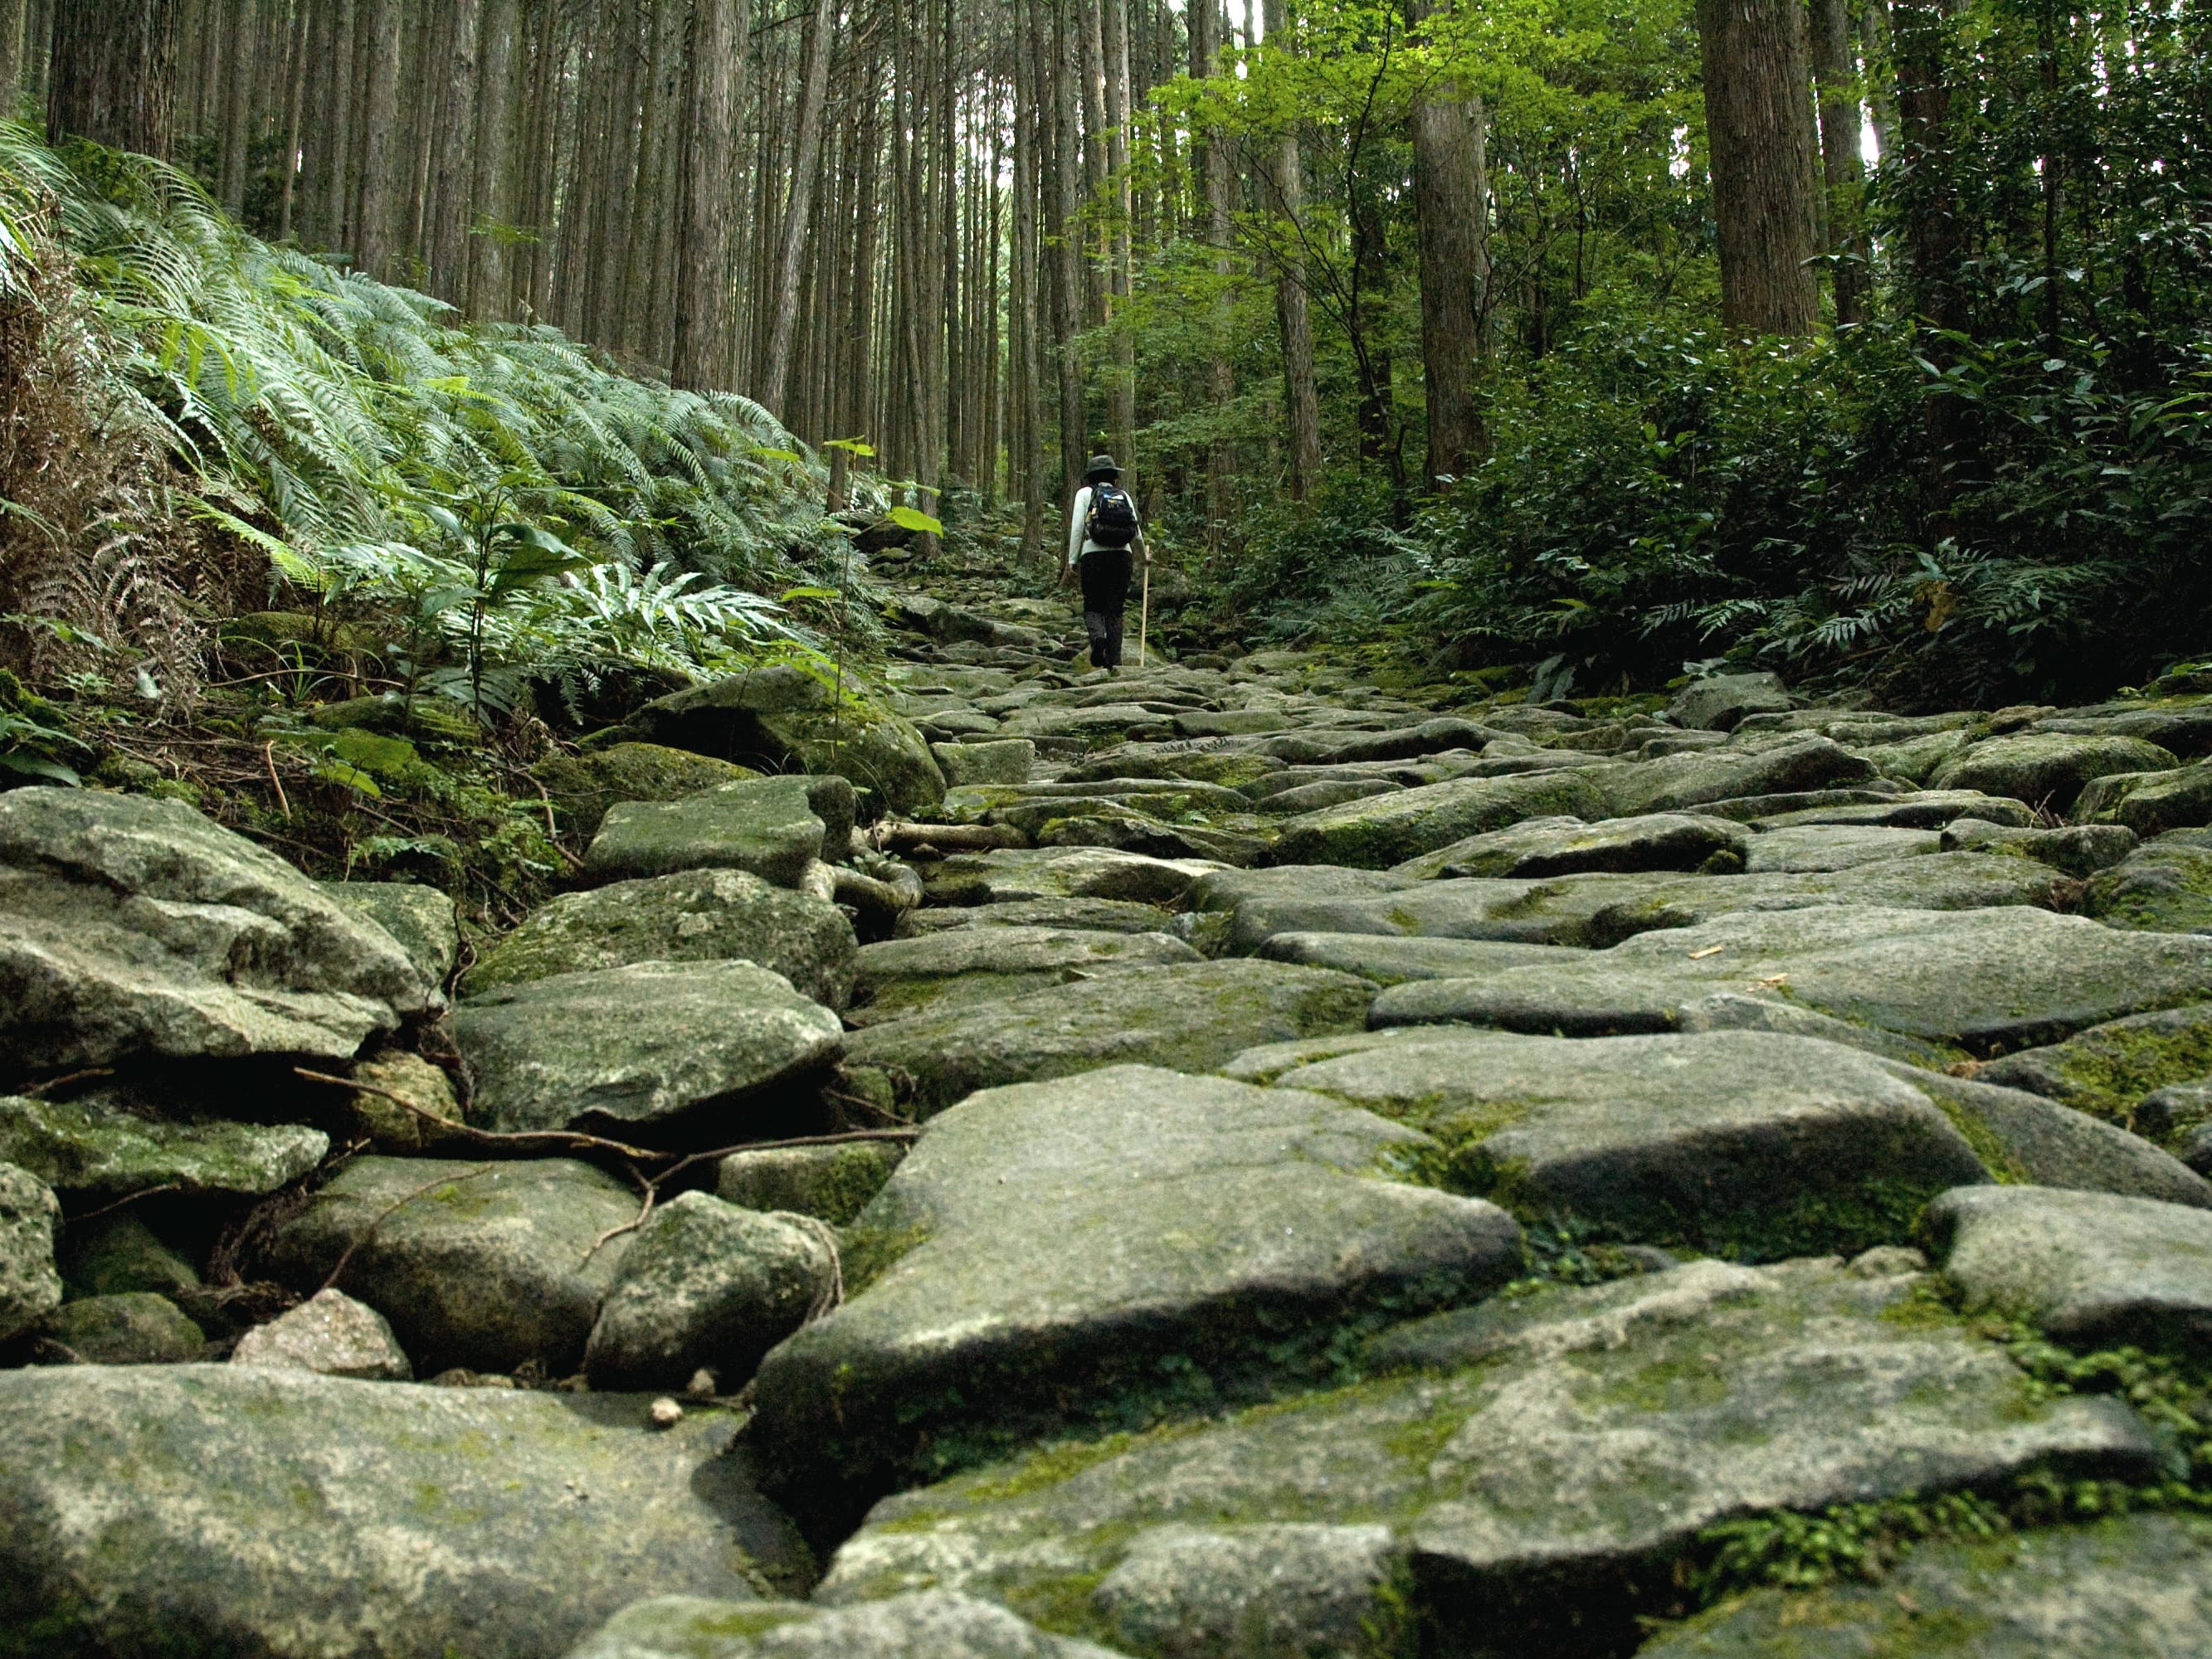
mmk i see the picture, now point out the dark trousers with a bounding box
[1079,547,1133,668]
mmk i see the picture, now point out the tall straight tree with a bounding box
[674,0,741,390]
[1191,0,1238,534]
[1259,0,1321,499]
[427,0,482,305]
[1408,0,1488,485]
[47,0,178,156]
[352,0,403,280]
[760,0,836,416]
[1696,0,1822,334]
[1808,0,1868,325]
[467,0,520,319]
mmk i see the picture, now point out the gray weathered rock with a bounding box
[343,1049,465,1151]
[1591,735,1877,819]
[454,960,842,1136]
[584,777,826,888]
[1930,732,2179,812]
[1094,1525,1404,1659]
[1940,816,2140,875]
[1396,812,1749,880]
[1265,1028,1996,1255]
[1642,1513,2212,1658]
[231,1287,412,1379]
[716,1141,907,1226]
[818,1260,2166,1654]
[318,880,460,987]
[585,1193,835,1393]
[932,738,1037,787]
[1664,672,1794,731]
[850,927,1200,1024]
[1924,1184,2212,1351]
[896,896,1176,936]
[0,1364,810,1658]
[266,1155,639,1374]
[535,742,760,837]
[0,786,430,1068]
[1976,1003,2212,1126]
[616,663,946,815]
[1752,790,2037,830]
[749,1064,1522,1528]
[2085,830,2212,933]
[1742,823,1941,873]
[459,868,857,1009]
[1269,770,1611,869]
[2076,761,2212,838]
[60,1210,198,1300]
[1255,932,1574,985]
[567,1591,1125,1659]
[0,1092,328,1197]
[1255,777,1402,815]
[38,1291,206,1362]
[843,960,1376,1116]
[925,846,1222,907]
[1369,904,2212,1055]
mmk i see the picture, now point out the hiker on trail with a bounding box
[1061,454,1148,670]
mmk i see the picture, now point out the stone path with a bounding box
[6,581,2212,1657]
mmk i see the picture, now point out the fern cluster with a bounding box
[0,124,887,718]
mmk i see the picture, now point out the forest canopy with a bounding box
[10,0,2212,712]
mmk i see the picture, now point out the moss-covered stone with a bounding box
[816,1260,2166,1657]
[748,1065,1522,1535]
[534,742,760,838]
[1977,1003,2212,1126]
[2085,830,2212,932]
[37,1291,204,1363]
[715,1141,907,1226]
[305,693,480,744]
[1640,1513,2212,1657]
[0,1365,811,1659]
[1930,732,2180,814]
[0,1093,328,1199]
[460,868,857,1009]
[1269,770,1611,870]
[0,1160,61,1342]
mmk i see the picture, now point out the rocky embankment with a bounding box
[5,584,2212,1657]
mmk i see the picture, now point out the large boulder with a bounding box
[1642,1512,2212,1658]
[843,959,1376,1117]
[37,1291,206,1363]
[1590,735,1877,819]
[1930,732,2179,813]
[1396,812,1749,880]
[1976,1003,2212,1126]
[584,1192,836,1392]
[1923,1184,2212,1352]
[567,1592,1124,1659]
[1368,904,2212,1056]
[849,927,1200,1024]
[0,1159,61,1340]
[583,777,826,888]
[0,1365,811,1659]
[0,1092,327,1199]
[534,742,759,838]
[2084,830,2212,933]
[818,1258,2166,1655]
[1267,770,1610,869]
[616,664,946,815]
[749,1064,1523,1532]
[1258,1028,1995,1257]
[453,960,842,1138]
[2075,760,2212,837]
[458,868,858,1010]
[265,1155,639,1375]
[925,846,1223,907]
[317,880,460,987]
[0,787,431,1069]
[1742,823,1941,872]
[1664,671,1793,731]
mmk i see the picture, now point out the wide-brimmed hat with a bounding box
[1085,454,1121,479]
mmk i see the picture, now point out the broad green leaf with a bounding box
[889,505,943,536]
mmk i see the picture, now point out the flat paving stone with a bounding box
[748,1063,1523,1535]
[817,1258,2167,1657]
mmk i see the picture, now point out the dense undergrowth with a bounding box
[1197,0,2212,711]
[0,127,899,923]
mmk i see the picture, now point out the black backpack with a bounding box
[1086,482,1140,548]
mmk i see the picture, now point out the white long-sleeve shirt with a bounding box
[1065,485,1146,570]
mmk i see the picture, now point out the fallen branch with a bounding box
[582,1127,921,1260]
[293,1068,663,1161]
[319,1163,499,1296]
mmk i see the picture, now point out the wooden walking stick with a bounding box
[1138,562,1150,668]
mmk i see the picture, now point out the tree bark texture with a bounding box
[1408,0,1488,486]
[1697,0,1822,334]
[674,0,740,391]
[1807,0,1868,325]
[46,0,178,157]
